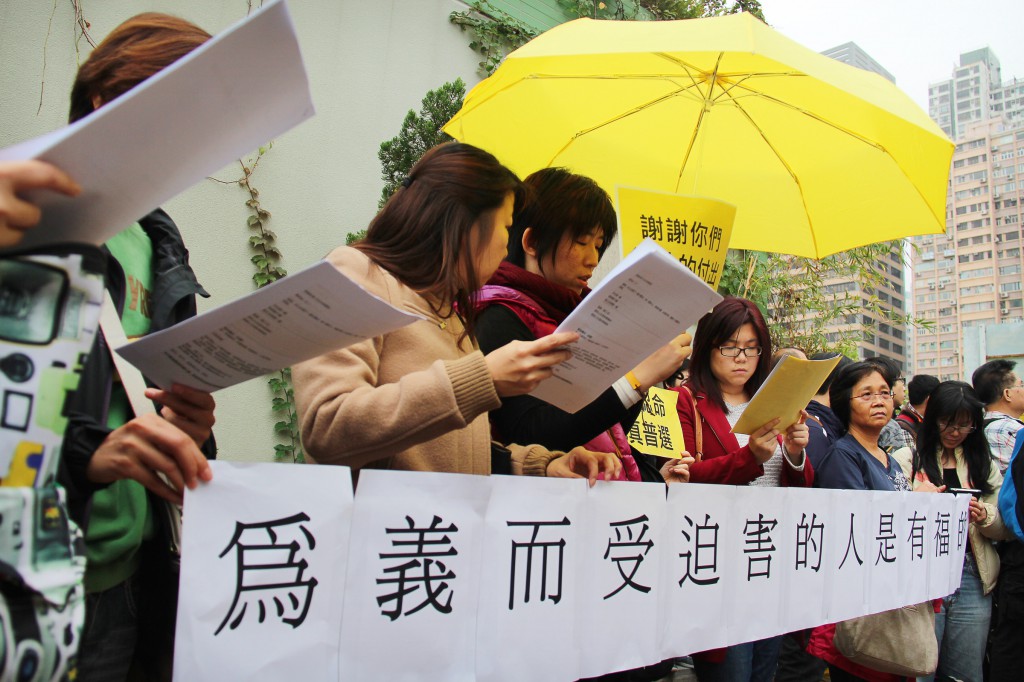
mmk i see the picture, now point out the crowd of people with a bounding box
[2,11,1024,682]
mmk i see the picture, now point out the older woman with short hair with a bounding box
[807,362,931,681]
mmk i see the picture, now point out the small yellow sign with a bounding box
[617,187,735,289]
[627,387,687,459]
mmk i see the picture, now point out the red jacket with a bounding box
[670,384,814,487]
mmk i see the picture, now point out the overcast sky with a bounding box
[760,0,1024,112]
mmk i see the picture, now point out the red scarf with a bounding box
[476,261,588,335]
[477,262,640,482]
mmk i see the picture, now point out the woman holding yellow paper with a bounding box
[670,296,812,682]
[474,167,694,484]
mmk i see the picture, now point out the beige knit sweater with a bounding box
[293,246,557,477]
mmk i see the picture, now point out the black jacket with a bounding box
[805,399,844,470]
[59,209,215,525]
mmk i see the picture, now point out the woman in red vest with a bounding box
[475,167,694,485]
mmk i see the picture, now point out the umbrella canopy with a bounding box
[443,14,953,259]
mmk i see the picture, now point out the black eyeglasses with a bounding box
[937,421,975,434]
[718,346,762,358]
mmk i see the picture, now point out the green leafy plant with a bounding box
[377,79,467,208]
[719,243,929,357]
[239,146,286,288]
[449,2,537,76]
[558,0,637,19]
[268,368,302,463]
[559,0,763,21]
[450,0,766,84]
[209,145,305,463]
[238,148,304,462]
[701,0,766,21]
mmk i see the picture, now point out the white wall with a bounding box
[0,0,481,462]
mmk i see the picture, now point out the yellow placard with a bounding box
[617,187,735,289]
[626,387,687,459]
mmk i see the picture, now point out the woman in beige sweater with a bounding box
[294,143,620,481]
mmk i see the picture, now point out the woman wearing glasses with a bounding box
[672,297,812,488]
[891,381,1010,682]
[670,297,811,682]
[807,362,924,681]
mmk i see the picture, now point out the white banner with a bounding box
[338,470,491,681]
[175,466,969,681]
[174,461,353,681]
[577,482,665,679]
[476,475,585,682]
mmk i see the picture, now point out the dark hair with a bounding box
[914,381,993,496]
[972,359,1017,405]
[506,167,617,269]
[811,351,853,395]
[771,347,806,370]
[69,13,211,123]
[829,362,890,430]
[907,374,940,406]
[356,142,523,342]
[687,297,771,412]
[862,355,901,387]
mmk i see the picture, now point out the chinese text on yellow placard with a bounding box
[617,188,735,289]
[627,387,687,459]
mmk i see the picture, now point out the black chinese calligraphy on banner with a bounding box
[174,461,353,681]
[176,464,968,682]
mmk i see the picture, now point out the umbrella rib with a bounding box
[655,51,707,91]
[730,97,821,258]
[722,82,886,152]
[545,85,698,166]
[720,82,946,231]
[675,106,709,194]
[673,53,722,193]
[710,72,806,103]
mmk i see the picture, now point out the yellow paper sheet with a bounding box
[731,355,843,435]
[627,387,687,459]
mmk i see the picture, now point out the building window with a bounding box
[960,267,994,280]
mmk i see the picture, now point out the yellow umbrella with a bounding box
[444,13,953,259]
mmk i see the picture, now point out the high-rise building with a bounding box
[822,42,895,84]
[815,43,909,366]
[911,118,1024,380]
[929,49,1024,142]
[912,48,1024,381]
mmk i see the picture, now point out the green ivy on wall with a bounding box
[449,2,537,76]
[209,145,305,463]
